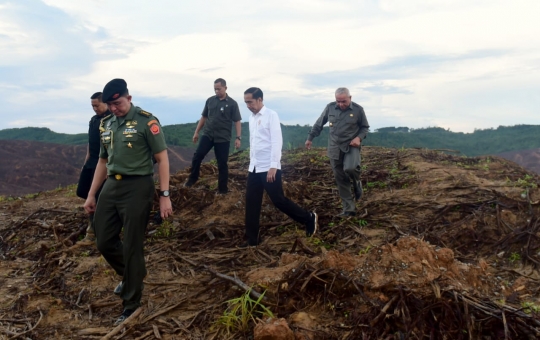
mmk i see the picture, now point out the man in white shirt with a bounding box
[241,87,318,247]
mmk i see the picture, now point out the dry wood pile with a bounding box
[1,146,540,339]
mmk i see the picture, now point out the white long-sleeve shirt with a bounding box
[248,106,282,173]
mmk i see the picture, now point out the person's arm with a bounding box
[305,105,329,149]
[154,149,173,218]
[234,120,241,149]
[192,117,207,143]
[267,111,283,183]
[350,107,370,147]
[83,158,107,213]
[83,144,90,166]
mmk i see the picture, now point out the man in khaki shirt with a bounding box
[306,87,369,217]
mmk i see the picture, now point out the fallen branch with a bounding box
[100,307,142,340]
[203,265,264,300]
[9,310,43,339]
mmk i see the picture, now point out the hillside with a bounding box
[1,147,540,339]
[3,123,540,157]
[0,140,195,196]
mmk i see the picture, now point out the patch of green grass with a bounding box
[509,252,521,263]
[358,245,371,255]
[152,220,174,239]
[215,288,273,335]
[521,301,540,314]
[309,237,332,249]
[366,181,387,189]
[24,193,39,199]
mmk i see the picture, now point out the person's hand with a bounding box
[305,140,312,150]
[160,197,173,218]
[234,139,241,149]
[267,168,277,183]
[192,132,199,143]
[84,196,96,214]
[349,137,361,148]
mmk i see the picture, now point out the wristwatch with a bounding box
[159,190,170,197]
[236,136,241,140]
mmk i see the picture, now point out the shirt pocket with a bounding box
[101,131,112,146]
[346,112,357,124]
[207,103,217,118]
[328,114,337,127]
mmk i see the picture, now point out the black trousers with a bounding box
[77,166,103,200]
[245,170,311,245]
[94,175,154,310]
[189,135,230,192]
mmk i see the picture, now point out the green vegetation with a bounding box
[509,252,521,263]
[3,124,540,156]
[215,289,273,335]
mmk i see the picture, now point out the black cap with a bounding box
[102,78,128,102]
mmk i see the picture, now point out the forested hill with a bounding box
[1,124,540,157]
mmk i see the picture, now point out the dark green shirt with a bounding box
[201,95,242,143]
[307,101,369,160]
[99,104,167,175]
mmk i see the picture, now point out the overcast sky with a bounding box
[1,0,539,134]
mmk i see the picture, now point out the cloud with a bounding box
[0,0,539,134]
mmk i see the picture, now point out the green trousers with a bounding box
[94,175,154,310]
[330,147,362,213]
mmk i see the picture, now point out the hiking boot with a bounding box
[353,181,363,201]
[184,178,197,188]
[113,281,124,296]
[114,308,136,326]
[306,212,318,237]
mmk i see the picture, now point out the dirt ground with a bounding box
[1,146,540,339]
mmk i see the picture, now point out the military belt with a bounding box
[109,174,151,181]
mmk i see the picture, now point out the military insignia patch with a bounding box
[113,93,120,99]
[147,119,158,126]
[150,124,160,135]
[139,110,152,117]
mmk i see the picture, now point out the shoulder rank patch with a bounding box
[150,124,160,135]
[138,110,152,117]
[147,119,158,126]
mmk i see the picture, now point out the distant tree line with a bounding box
[2,124,540,157]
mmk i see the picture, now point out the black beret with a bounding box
[102,78,128,103]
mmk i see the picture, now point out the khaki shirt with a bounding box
[201,95,242,143]
[307,101,369,160]
[99,104,167,175]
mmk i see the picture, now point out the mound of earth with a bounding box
[1,147,540,339]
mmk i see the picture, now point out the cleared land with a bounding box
[0,140,195,196]
[1,147,540,339]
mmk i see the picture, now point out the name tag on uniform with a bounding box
[123,128,137,135]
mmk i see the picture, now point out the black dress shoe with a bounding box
[337,211,356,217]
[306,212,318,237]
[113,281,124,295]
[114,308,136,325]
[184,179,197,188]
[353,181,363,201]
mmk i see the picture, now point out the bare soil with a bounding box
[0,140,195,196]
[1,147,540,339]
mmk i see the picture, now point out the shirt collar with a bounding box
[217,94,229,102]
[252,105,266,116]
[334,102,353,111]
